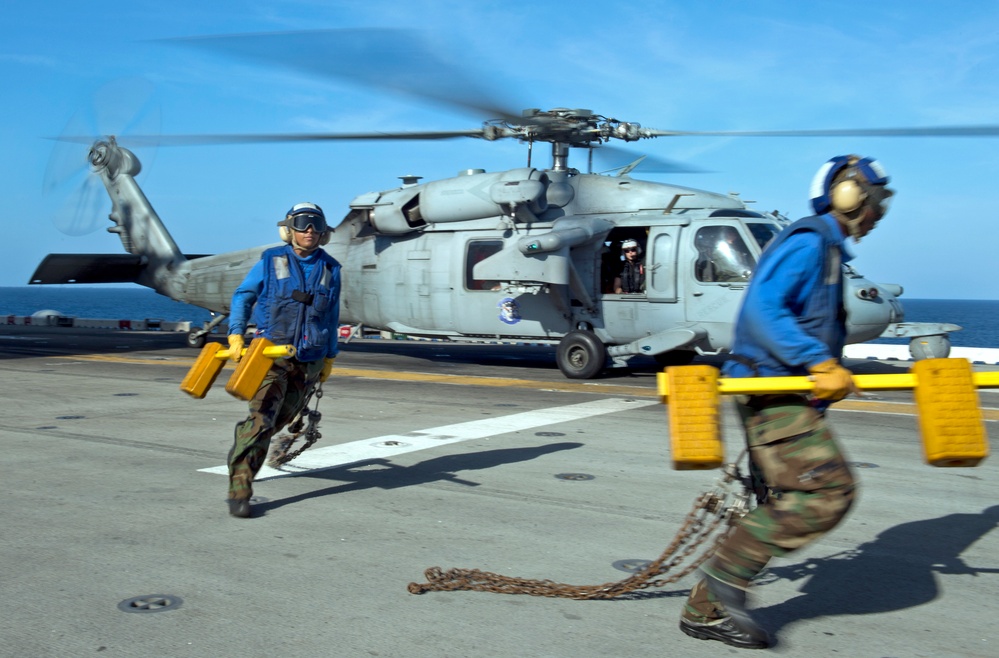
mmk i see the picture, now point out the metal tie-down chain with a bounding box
[407,463,752,599]
[267,383,324,467]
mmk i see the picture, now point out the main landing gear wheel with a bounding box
[556,330,607,379]
[186,330,207,348]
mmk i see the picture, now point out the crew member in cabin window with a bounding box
[613,239,645,294]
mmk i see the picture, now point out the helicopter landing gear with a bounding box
[186,329,207,348]
[186,313,229,349]
[654,350,697,369]
[556,330,608,379]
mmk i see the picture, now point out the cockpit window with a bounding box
[746,222,782,251]
[694,226,755,283]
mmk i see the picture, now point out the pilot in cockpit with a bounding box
[695,227,754,283]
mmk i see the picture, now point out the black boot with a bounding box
[679,616,770,650]
[700,575,770,649]
[228,498,251,518]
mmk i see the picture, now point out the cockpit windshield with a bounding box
[694,226,755,283]
[745,222,782,251]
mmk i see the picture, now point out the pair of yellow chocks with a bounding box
[179,338,296,400]
[658,358,998,470]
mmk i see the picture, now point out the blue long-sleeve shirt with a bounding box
[725,214,851,376]
[228,259,264,338]
[228,249,340,359]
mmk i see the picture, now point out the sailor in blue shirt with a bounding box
[680,156,894,650]
[225,203,342,518]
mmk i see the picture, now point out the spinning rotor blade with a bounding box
[592,144,708,175]
[162,29,527,126]
[56,128,495,148]
[640,126,999,138]
[44,78,160,236]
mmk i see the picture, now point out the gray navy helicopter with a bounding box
[30,30,968,379]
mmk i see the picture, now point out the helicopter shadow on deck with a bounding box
[749,505,999,634]
[254,441,584,515]
[339,340,929,383]
[0,324,195,361]
[338,338,669,380]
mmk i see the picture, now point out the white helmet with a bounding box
[621,238,642,255]
[809,155,892,215]
[278,202,331,247]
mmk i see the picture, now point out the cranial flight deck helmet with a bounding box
[620,238,642,256]
[278,202,331,247]
[809,155,894,240]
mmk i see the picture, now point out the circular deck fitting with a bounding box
[114,393,139,397]
[117,594,183,613]
[56,415,85,420]
[554,472,595,481]
[535,431,565,437]
[848,462,880,469]
[374,440,411,448]
[612,559,653,573]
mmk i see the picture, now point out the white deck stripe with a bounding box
[199,397,659,480]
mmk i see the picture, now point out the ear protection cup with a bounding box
[319,231,331,246]
[810,155,889,215]
[830,178,866,213]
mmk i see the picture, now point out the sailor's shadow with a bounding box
[256,442,584,513]
[754,505,999,633]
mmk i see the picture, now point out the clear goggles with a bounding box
[287,212,328,233]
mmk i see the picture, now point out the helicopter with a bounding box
[29,31,968,379]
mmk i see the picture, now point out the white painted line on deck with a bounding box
[199,397,659,480]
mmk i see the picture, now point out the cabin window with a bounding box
[694,226,755,283]
[465,240,503,291]
[601,229,649,294]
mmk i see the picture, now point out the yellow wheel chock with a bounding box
[180,337,296,400]
[657,359,997,470]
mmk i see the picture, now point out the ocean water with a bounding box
[0,286,214,325]
[1,286,996,348]
[872,298,998,349]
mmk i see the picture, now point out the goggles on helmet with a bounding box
[288,212,328,233]
[866,184,894,216]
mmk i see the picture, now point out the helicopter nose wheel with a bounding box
[556,330,608,379]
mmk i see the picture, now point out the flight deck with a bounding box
[1,324,997,657]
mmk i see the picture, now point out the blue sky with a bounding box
[4,0,999,300]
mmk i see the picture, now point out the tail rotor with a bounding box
[43,77,161,236]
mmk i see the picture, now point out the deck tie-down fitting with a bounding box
[658,358,997,470]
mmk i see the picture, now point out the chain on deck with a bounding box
[407,488,744,599]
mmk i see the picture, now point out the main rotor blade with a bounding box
[642,126,999,138]
[52,129,492,147]
[161,29,528,125]
[592,144,707,174]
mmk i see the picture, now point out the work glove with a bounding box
[227,334,245,363]
[320,357,336,382]
[808,358,857,401]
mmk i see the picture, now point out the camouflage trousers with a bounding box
[227,357,324,500]
[684,394,857,622]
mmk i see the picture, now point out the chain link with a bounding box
[408,482,747,599]
[267,382,324,467]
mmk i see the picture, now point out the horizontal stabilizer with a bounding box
[28,253,210,284]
